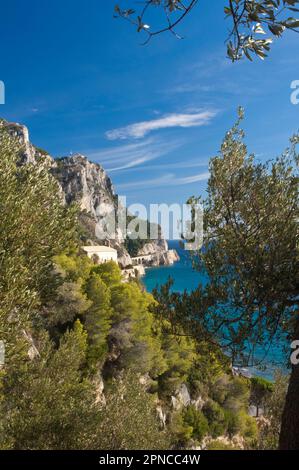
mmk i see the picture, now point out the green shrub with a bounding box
[183,405,209,442]
[257,371,288,450]
[250,376,274,417]
[170,411,194,446]
[224,409,242,437]
[211,374,230,404]
[98,371,170,450]
[224,377,250,413]
[238,411,258,446]
[202,399,227,437]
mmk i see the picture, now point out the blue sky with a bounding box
[0,0,298,209]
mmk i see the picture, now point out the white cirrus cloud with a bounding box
[107,156,152,172]
[117,172,210,191]
[105,110,217,140]
[84,138,182,172]
[124,158,209,174]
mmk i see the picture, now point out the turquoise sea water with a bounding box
[143,240,206,294]
[143,241,287,381]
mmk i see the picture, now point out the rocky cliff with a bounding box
[136,240,180,267]
[1,119,178,270]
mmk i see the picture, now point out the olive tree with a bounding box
[0,126,77,367]
[114,0,299,61]
[152,110,298,449]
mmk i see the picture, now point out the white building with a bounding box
[82,246,118,264]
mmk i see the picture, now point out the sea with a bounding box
[143,241,288,381]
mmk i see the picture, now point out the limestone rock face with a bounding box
[136,240,180,267]
[191,395,205,411]
[171,383,191,410]
[4,121,29,144]
[1,119,53,165]
[122,264,146,281]
[52,154,115,218]
[156,405,167,428]
[115,243,133,268]
[160,249,180,266]
[51,155,178,268]
[137,238,168,255]
[1,118,178,271]
[51,154,134,266]
[93,373,106,405]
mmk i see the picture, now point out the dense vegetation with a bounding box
[0,119,292,450]
[151,109,298,449]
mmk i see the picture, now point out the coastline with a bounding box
[143,241,287,382]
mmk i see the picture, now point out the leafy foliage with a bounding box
[250,376,274,417]
[97,370,170,450]
[114,0,299,61]
[150,111,298,448]
[0,121,263,451]
[191,109,298,361]
[84,273,113,367]
[183,405,209,441]
[0,322,101,449]
[0,127,77,368]
[258,371,288,449]
[152,110,298,365]
[171,405,209,446]
[202,399,227,438]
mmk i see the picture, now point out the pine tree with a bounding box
[84,273,113,367]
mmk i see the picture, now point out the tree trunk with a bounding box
[279,316,299,450]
